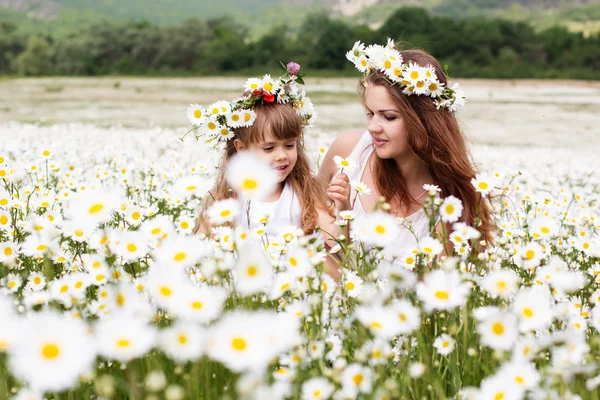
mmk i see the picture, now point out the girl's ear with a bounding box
[233,139,246,152]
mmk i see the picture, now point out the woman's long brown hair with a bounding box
[194,102,333,235]
[358,49,493,243]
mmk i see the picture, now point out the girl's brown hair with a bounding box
[358,49,493,243]
[194,102,333,235]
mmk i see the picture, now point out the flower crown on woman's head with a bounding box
[346,39,466,113]
[183,62,316,148]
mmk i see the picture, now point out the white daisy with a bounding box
[234,241,273,295]
[225,151,278,201]
[301,377,334,400]
[440,195,463,223]
[471,173,495,195]
[333,155,355,172]
[433,334,455,356]
[476,309,519,351]
[207,198,241,225]
[8,312,95,392]
[207,100,231,116]
[159,321,205,363]
[352,211,400,248]
[416,269,470,312]
[351,180,371,196]
[96,313,157,363]
[186,103,207,126]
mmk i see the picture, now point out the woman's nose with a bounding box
[367,117,382,134]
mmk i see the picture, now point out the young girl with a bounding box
[319,40,493,257]
[190,66,339,275]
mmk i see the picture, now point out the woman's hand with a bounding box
[327,173,351,212]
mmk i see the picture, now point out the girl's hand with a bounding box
[327,173,351,212]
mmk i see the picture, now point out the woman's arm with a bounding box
[316,130,365,189]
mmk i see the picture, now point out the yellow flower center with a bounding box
[232,337,247,351]
[353,373,364,385]
[522,308,534,318]
[178,334,188,344]
[192,301,203,309]
[435,291,449,300]
[445,204,455,214]
[375,225,385,234]
[478,182,489,190]
[89,204,103,214]
[127,244,137,252]
[4,248,12,256]
[243,179,257,190]
[524,250,535,260]
[193,109,202,118]
[117,339,130,348]
[41,343,60,359]
[410,71,419,79]
[160,286,172,297]
[174,252,186,261]
[345,282,355,290]
[492,322,504,335]
[247,266,257,276]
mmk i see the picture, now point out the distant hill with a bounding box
[1,0,600,37]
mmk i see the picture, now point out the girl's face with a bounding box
[364,84,410,160]
[235,132,298,184]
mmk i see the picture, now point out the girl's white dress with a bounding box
[345,131,431,259]
[236,182,302,242]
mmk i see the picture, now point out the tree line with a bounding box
[1,7,599,79]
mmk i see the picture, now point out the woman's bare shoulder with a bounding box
[328,129,366,158]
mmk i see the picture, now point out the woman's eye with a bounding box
[286,143,295,148]
[263,147,273,151]
[384,115,396,121]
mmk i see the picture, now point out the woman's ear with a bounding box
[233,139,246,152]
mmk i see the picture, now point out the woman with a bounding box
[318,40,493,256]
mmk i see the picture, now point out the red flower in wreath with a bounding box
[262,90,275,103]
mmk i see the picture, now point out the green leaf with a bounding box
[279,60,288,72]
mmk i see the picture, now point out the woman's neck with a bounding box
[394,154,433,192]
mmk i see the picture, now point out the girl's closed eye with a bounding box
[384,115,396,121]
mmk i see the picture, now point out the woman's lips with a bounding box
[373,137,388,147]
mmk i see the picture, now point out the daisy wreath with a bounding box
[346,39,466,113]
[183,62,316,147]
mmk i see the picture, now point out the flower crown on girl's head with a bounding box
[183,62,316,148]
[346,39,466,113]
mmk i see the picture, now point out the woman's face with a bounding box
[364,84,410,160]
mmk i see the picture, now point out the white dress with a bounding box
[236,182,302,242]
[345,131,431,260]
